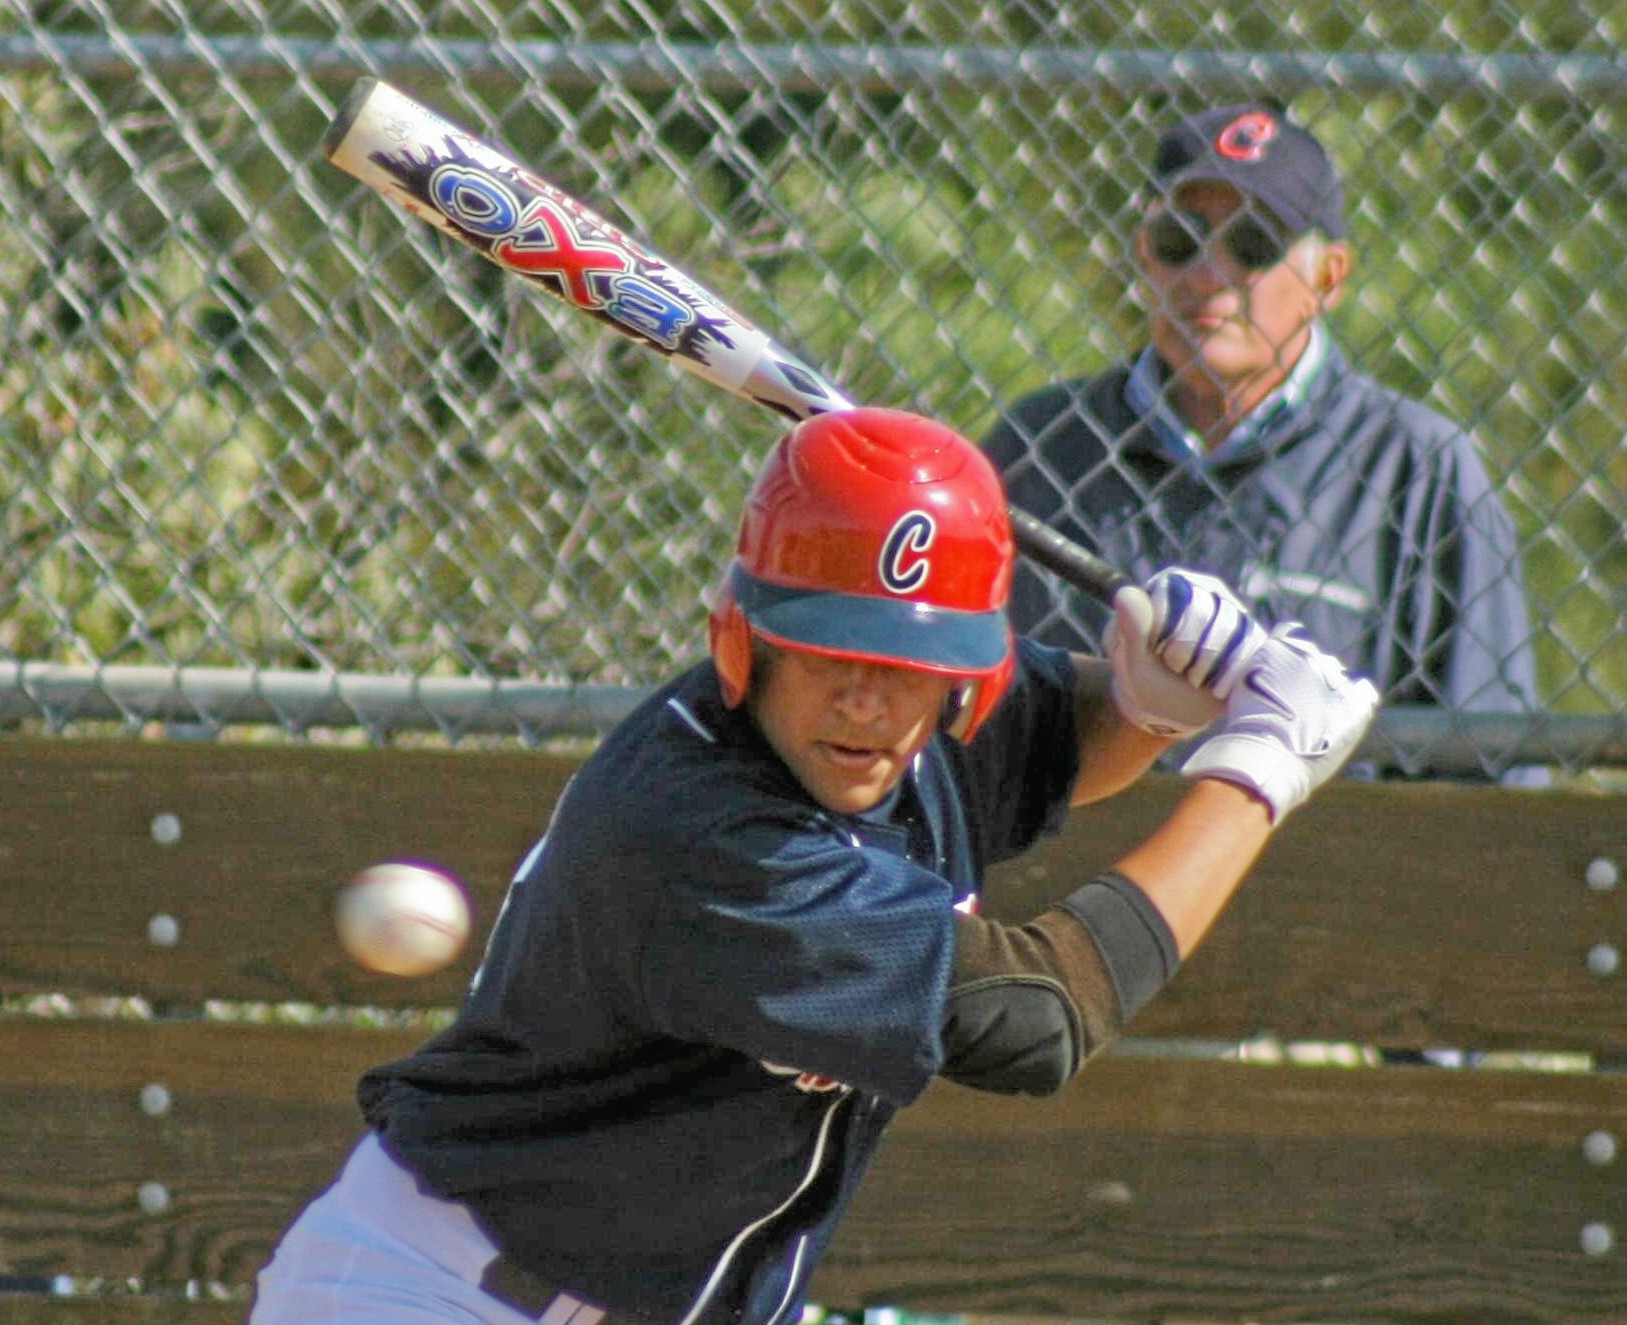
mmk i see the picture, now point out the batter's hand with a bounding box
[1106,568,1268,738]
[1181,622,1380,822]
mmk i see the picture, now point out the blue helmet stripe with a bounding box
[733,568,1008,675]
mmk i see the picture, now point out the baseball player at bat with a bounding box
[250,408,1378,1325]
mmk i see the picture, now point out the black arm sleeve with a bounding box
[942,871,1180,1096]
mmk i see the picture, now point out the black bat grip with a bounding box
[1008,506,1133,606]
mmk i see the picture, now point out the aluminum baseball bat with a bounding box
[322,78,1131,603]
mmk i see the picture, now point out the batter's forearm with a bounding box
[1112,778,1273,957]
[1067,656,1174,806]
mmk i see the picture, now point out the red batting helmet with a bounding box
[709,407,1015,742]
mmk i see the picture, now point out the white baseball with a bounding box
[335,862,471,977]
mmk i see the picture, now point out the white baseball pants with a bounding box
[249,1131,608,1325]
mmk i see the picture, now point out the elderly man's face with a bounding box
[1136,180,1347,394]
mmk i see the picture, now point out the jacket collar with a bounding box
[1124,321,1332,469]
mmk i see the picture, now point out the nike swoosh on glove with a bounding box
[1179,622,1381,822]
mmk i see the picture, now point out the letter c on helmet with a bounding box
[879,511,936,594]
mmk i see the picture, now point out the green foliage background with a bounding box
[0,0,1622,725]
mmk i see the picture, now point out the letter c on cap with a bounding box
[1215,111,1279,162]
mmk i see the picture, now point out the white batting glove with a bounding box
[1180,622,1381,823]
[1105,568,1269,738]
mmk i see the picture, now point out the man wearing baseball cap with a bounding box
[985,101,1542,786]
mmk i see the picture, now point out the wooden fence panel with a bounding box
[3,1014,1624,1322]
[0,1304,241,1323]
[0,736,1622,1323]
[0,1019,414,1291]
[815,1065,1627,1324]
[984,777,1627,1054]
[3,739,1621,1052]
[5,1017,1626,1323]
[0,739,573,1008]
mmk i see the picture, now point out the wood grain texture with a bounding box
[982,776,1627,1053]
[0,737,575,1008]
[1,738,1621,1050]
[813,1066,1627,1324]
[0,1019,417,1288]
[3,1020,1624,1321]
[0,1303,243,1323]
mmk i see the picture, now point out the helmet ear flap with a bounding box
[709,583,754,709]
[945,638,1016,743]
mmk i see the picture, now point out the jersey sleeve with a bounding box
[636,807,956,1106]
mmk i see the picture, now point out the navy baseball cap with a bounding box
[1152,103,1346,240]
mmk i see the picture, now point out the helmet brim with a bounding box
[733,568,1009,676]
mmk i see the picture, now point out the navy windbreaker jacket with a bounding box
[983,338,1541,723]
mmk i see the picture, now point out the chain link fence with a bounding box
[1,3,1623,771]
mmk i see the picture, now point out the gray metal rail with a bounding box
[4,32,1626,102]
[0,662,1620,769]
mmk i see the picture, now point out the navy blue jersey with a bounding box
[359,639,1080,1325]
[983,338,1541,726]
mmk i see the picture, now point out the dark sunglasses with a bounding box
[1143,209,1290,272]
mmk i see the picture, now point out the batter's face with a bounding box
[750,647,956,815]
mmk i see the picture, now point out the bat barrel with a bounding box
[322,76,1131,607]
[321,78,837,409]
